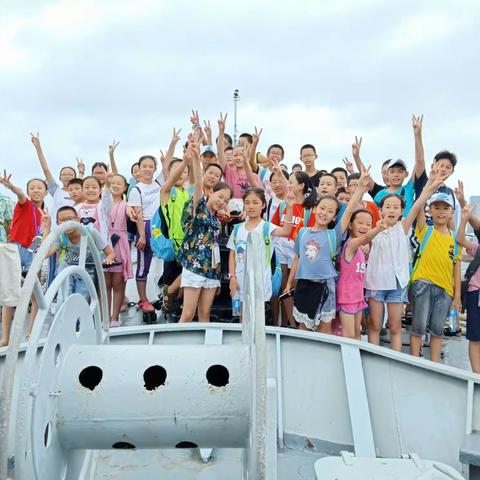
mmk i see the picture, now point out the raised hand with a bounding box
[359,165,371,189]
[0,170,13,189]
[190,109,200,127]
[171,127,182,145]
[40,209,51,232]
[203,120,212,138]
[159,149,166,164]
[218,112,228,132]
[286,184,295,207]
[252,126,263,146]
[454,180,465,206]
[342,157,355,174]
[425,168,444,192]
[76,157,85,176]
[412,114,424,135]
[376,217,387,231]
[108,140,120,156]
[461,204,473,222]
[30,131,41,148]
[352,136,362,158]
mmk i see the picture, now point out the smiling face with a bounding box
[337,191,351,203]
[131,164,141,182]
[288,174,304,197]
[347,178,359,195]
[204,165,222,189]
[59,167,76,188]
[381,195,403,226]
[83,177,101,203]
[429,201,453,226]
[139,158,156,182]
[267,146,284,163]
[243,192,265,219]
[314,197,338,227]
[333,171,347,189]
[350,211,373,237]
[27,179,47,205]
[201,152,216,169]
[270,173,287,197]
[57,208,80,234]
[92,166,107,186]
[110,175,127,197]
[387,166,408,188]
[67,183,84,203]
[318,175,336,197]
[232,146,245,169]
[433,159,454,181]
[207,187,232,212]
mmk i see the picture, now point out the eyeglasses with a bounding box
[301,154,316,159]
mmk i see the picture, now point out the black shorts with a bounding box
[467,290,480,342]
[159,260,182,287]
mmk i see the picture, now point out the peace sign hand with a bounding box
[108,140,120,156]
[352,136,362,158]
[342,157,354,174]
[218,112,228,132]
[412,114,423,135]
[76,157,85,175]
[171,127,182,145]
[30,131,41,148]
[252,126,263,146]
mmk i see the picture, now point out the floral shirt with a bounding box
[178,196,221,280]
[0,194,15,243]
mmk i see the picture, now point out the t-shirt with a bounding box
[227,220,278,301]
[294,222,342,281]
[224,165,262,199]
[271,202,316,241]
[0,194,14,243]
[309,171,322,188]
[47,180,74,222]
[364,201,380,227]
[127,181,161,220]
[467,242,480,292]
[265,195,282,222]
[258,166,273,199]
[412,224,461,297]
[373,178,415,217]
[10,199,42,248]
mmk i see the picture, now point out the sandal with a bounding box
[162,285,175,312]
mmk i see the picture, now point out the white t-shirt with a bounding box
[127,181,161,221]
[48,180,74,224]
[227,220,278,301]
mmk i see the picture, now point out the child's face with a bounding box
[289,175,304,196]
[92,166,107,186]
[429,201,453,226]
[270,174,287,196]
[68,183,84,203]
[267,147,283,163]
[381,164,389,185]
[333,171,347,189]
[204,166,221,188]
[27,180,47,204]
[59,167,76,187]
[201,153,216,169]
[318,176,336,197]
[350,211,373,237]
[347,179,359,195]
[83,178,101,203]
[381,196,403,225]
[224,149,233,166]
[243,192,265,218]
[110,175,126,196]
[139,159,156,181]
[433,159,454,181]
[132,164,141,182]
[208,187,231,212]
[337,191,351,203]
[175,167,189,187]
[232,147,245,169]
[57,209,80,234]
[300,148,316,168]
[314,198,338,226]
[387,166,407,188]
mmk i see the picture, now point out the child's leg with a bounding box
[104,272,113,318]
[340,311,355,339]
[386,302,403,351]
[0,306,14,346]
[368,298,384,345]
[135,244,153,302]
[179,287,202,323]
[410,281,431,357]
[111,273,126,322]
[469,341,480,374]
[316,321,332,334]
[280,264,295,327]
[427,285,451,363]
[429,336,443,363]
[197,288,217,322]
[354,312,363,340]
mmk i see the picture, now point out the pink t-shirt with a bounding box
[224,165,261,199]
[336,241,367,304]
[76,202,100,234]
[467,242,480,292]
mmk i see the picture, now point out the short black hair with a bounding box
[138,155,157,167]
[224,133,233,146]
[335,187,348,197]
[56,205,78,220]
[269,169,289,182]
[320,173,338,185]
[91,162,108,172]
[204,163,223,176]
[433,150,457,169]
[239,133,253,144]
[300,144,316,156]
[331,167,348,177]
[267,144,285,158]
[291,163,302,171]
[347,173,360,185]
[68,178,83,187]
[382,159,391,168]
[60,166,77,177]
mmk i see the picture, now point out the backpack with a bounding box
[150,188,177,262]
[279,201,311,227]
[232,221,282,297]
[296,227,338,268]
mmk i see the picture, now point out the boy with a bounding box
[410,191,462,362]
[67,178,84,205]
[299,144,322,188]
[331,167,348,190]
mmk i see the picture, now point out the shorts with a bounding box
[274,238,295,268]
[411,280,451,337]
[180,267,220,289]
[337,300,367,315]
[366,280,408,304]
[466,290,480,341]
[14,242,33,273]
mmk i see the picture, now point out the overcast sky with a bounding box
[1,0,480,201]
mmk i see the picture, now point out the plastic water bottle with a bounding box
[448,308,459,334]
[232,292,241,318]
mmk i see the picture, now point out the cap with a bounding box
[201,145,217,156]
[429,191,454,208]
[386,159,407,170]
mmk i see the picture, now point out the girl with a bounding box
[75,175,113,245]
[177,142,233,323]
[271,171,317,327]
[106,174,133,327]
[0,171,48,342]
[127,155,161,314]
[365,174,443,350]
[284,167,372,333]
[227,187,295,311]
[336,210,386,339]
[187,163,223,197]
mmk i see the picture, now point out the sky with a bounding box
[1,0,480,202]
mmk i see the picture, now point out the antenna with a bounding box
[233,89,240,145]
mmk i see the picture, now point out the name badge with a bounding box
[212,243,221,268]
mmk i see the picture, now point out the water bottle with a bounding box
[232,292,241,318]
[448,308,459,334]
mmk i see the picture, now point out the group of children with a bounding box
[0,112,479,376]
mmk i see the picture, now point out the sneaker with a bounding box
[138,300,155,313]
[110,320,121,328]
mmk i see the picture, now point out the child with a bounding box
[106,174,133,327]
[409,188,462,362]
[331,167,348,190]
[346,173,380,226]
[337,210,386,339]
[365,174,443,351]
[299,144,322,188]
[227,187,294,308]
[318,173,347,222]
[457,205,480,373]
[266,167,289,221]
[284,167,372,333]
[67,178,84,205]
[271,171,317,327]
[177,143,233,323]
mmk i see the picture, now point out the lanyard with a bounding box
[32,204,40,236]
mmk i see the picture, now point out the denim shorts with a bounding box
[14,242,33,273]
[366,280,408,304]
[411,280,451,337]
[466,289,480,342]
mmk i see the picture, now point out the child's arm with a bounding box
[108,140,120,174]
[40,210,58,257]
[351,136,374,191]
[102,245,116,264]
[272,187,295,237]
[284,255,298,293]
[412,114,426,181]
[340,165,370,234]
[241,144,262,189]
[203,120,213,146]
[190,142,203,209]
[162,128,181,172]
[77,157,86,179]
[160,157,189,206]
[217,113,228,170]
[228,250,239,298]
[457,205,476,250]
[30,133,54,185]
[0,171,27,205]
[249,127,262,172]
[344,219,387,261]
[403,172,443,234]
[452,260,462,313]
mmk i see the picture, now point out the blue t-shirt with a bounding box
[294,222,342,281]
[373,178,415,217]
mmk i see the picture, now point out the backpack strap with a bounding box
[232,223,241,245]
[266,198,273,220]
[326,229,337,265]
[411,225,435,277]
[297,227,308,247]
[262,221,271,271]
[304,207,311,226]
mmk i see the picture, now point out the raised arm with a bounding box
[217,112,228,170]
[351,136,373,191]
[160,157,189,206]
[163,128,182,172]
[190,142,203,209]
[346,218,387,256]
[242,144,262,189]
[249,127,263,171]
[76,157,86,180]
[0,171,27,205]
[340,165,370,233]
[30,132,54,184]
[412,114,426,181]
[457,205,476,250]
[203,120,213,146]
[108,140,120,174]
[272,187,295,237]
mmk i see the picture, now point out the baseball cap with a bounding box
[429,191,454,208]
[386,159,407,170]
[201,145,217,156]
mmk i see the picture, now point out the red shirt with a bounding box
[271,202,316,241]
[10,199,42,248]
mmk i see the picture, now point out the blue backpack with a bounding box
[296,227,338,267]
[150,188,176,262]
[232,221,283,297]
